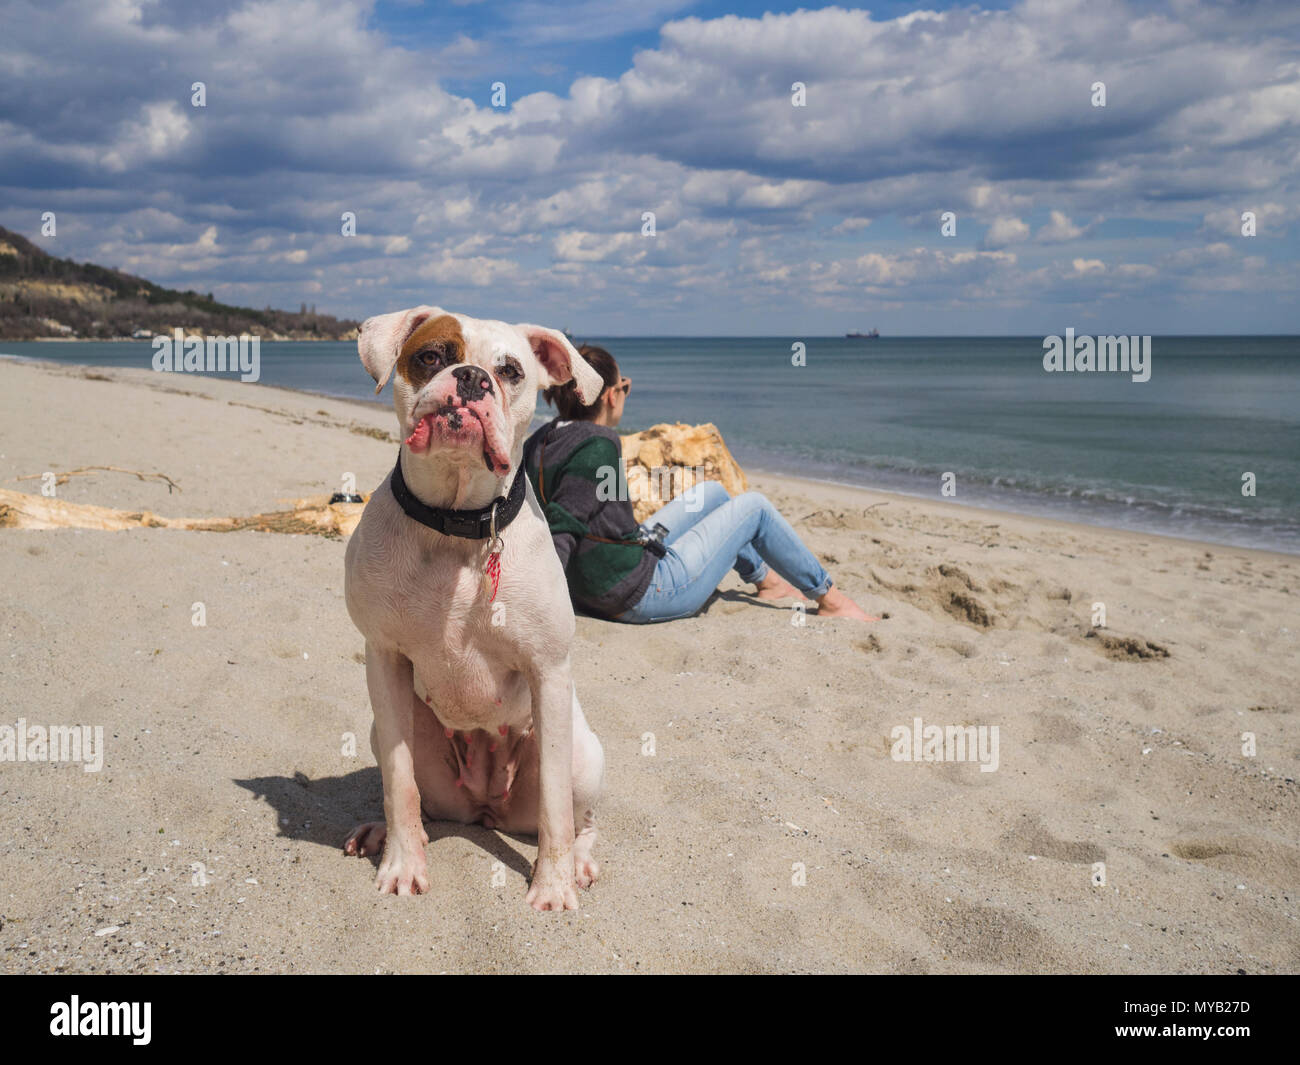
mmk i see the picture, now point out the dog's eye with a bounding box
[497,360,524,384]
[415,347,447,369]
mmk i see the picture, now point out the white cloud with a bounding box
[1036,211,1085,243]
[831,217,872,234]
[101,102,191,171]
[1200,203,1288,238]
[553,230,644,263]
[983,216,1031,249]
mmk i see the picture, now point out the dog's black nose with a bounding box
[451,364,494,401]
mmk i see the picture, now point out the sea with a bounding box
[3,335,1297,554]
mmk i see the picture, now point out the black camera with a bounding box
[637,522,670,557]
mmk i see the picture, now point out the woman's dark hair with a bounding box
[542,344,620,420]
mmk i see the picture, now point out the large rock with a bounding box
[620,422,748,524]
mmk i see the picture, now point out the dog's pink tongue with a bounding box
[406,415,432,453]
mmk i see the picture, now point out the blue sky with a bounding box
[1,0,1296,334]
[369,0,1011,99]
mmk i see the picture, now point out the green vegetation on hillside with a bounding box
[0,226,358,340]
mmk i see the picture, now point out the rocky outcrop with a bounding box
[620,422,748,524]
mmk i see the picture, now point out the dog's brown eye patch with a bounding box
[397,315,465,389]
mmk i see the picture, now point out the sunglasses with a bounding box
[611,377,631,396]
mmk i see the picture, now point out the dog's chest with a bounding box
[348,519,545,732]
[388,558,525,729]
[346,488,572,732]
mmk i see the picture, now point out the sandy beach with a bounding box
[0,355,1296,974]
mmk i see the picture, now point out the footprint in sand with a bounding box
[1168,836,1300,890]
[932,565,998,628]
[1170,840,1237,861]
[1031,713,1084,745]
[1003,817,1105,864]
[1083,630,1170,661]
[946,591,995,628]
[923,897,1062,968]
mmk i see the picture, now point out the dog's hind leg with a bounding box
[410,697,484,825]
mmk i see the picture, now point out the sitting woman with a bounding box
[522,345,876,624]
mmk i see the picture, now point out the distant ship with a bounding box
[846,328,880,339]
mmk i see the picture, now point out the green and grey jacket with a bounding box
[522,418,656,618]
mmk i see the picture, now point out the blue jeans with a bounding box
[617,481,833,623]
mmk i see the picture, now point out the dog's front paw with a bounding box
[375,837,430,896]
[526,858,580,912]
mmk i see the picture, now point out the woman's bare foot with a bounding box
[815,586,878,621]
[754,570,806,601]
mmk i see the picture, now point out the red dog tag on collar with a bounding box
[484,534,504,602]
[482,498,504,602]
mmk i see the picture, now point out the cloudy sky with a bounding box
[2,0,1296,334]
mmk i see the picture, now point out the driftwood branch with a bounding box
[0,488,365,538]
[12,466,182,494]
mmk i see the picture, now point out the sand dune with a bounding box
[0,357,1296,973]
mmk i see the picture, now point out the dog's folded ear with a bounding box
[358,306,442,393]
[517,324,605,404]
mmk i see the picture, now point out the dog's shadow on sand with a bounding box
[233,769,534,879]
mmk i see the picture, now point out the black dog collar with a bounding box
[389,452,525,540]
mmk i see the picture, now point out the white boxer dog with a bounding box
[342,306,606,911]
